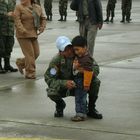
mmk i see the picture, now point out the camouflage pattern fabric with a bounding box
[58,0,68,16]
[121,0,132,20]
[106,0,117,17]
[44,53,100,96]
[0,0,16,36]
[0,0,16,58]
[44,0,53,16]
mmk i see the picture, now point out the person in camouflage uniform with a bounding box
[44,36,103,119]
[0,0,18,74]
[58,0,68,21]
[104,0,117,23]
[44,0,53,21]
[120,0,132,23]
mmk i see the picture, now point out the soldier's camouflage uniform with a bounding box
[44,0,53,21]
[104,0,117,22]
[58,0,68,21]
[44,53,101,116]
[121,0,132,22]
[0,0,17,73]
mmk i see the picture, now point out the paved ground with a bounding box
[0,0,140,140]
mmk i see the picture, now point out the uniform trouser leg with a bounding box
[88,77,100,113]
[126,7,131,22]
[121,8,126,22]
[48,95,66,110]
[79,19,97,56]
[48,94,66,117]
[17,38,40,78]
[0,36,14,66]
[106,5,111,20]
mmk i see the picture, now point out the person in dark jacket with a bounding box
[70,0,103,56]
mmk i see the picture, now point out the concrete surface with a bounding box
[0,1,140,140]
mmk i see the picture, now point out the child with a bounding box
[104,0,117,23]
[71,35,94,121]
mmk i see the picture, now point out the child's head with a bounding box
[56,36,74,57]
[72,35,88,57]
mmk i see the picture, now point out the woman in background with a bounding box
[14,0,46,79]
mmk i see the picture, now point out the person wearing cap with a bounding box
[44,36,102,119]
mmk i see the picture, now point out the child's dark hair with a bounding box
[72,35,87,47]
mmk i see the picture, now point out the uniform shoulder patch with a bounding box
[50,68,57,75]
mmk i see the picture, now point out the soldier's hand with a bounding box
[66,80,76,89]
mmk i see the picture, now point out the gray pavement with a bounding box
[0,1,140,140]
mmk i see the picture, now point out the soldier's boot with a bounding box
[87,96,103,119]
[87,80,103,119]
[126,13,131,23]
[0,58,6,74]
[4,57,18,72]
[104,17,109,22]
[58,15,63,21]
[120,14,125,23]
[47,15,50,21]
[50,15,52,21]
[63,15,67,21]
[54,100,66,117]
[110,17,114,23]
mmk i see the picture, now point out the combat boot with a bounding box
[63,15,67,21]
[87,109,103,119]
[104,17,109,22]
[58,15,63,21]
[126,13,131,23]
[120,14,125,23]
[50,15,52,21]
[47,15,50,21]
[54,100,66,117]
[4,57,18,72]
[110,17,114,23]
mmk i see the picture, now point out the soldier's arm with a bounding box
[44,55,68,90]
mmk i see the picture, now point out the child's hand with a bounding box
[73,59,80,69]
[84,86,90,91]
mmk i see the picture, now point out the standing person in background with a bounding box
[120,0,132,23]
[70,0,103,56]
[14,0,46,79]
[58,0,68,21]
[44,0,53,21]
[0,0,18,74]
[104,0,117,23]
